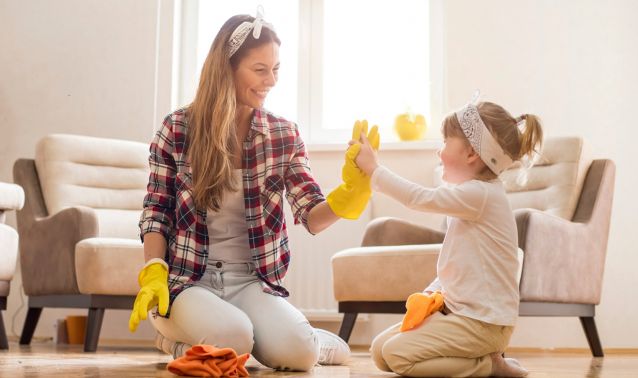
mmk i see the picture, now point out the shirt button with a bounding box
[215,261,222,268]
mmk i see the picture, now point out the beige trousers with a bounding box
[371,311,513,377]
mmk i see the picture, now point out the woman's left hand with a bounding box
[325,120,380,220]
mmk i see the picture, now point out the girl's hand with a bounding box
[355,131,379,176]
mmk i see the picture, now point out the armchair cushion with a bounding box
[500,136,589,220]
[332,244,440,302]
[35,134,147,239]
[75,238,145,295]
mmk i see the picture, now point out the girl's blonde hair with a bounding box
[187,15,280,210]
[441,101,544,181]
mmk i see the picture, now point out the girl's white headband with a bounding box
[455,91,514,175]
[228,6,274,58]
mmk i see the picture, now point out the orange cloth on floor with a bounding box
[400,291,444,332]
[167,344,250,377]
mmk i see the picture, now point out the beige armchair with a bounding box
[332,137,615,357]
[13,134,148,351]
[0,182,25,349]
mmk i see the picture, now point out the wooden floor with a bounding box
[1,340,638,377]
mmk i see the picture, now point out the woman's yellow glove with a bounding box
[400,291,444,332]
[326,120,380,219]
[128,259,169,333]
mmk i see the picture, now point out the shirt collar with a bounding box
[250,108,269,136]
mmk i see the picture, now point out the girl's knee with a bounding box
[370,335,392,372]
[370,333,384,356]
[381,339,414,376]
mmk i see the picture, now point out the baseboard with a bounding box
[10,335,637,355]
[5,335,51,343]
[505,347,638,355]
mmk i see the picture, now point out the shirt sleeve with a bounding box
[284,123,325,233]
[424,276,442,293]
[371,165,488,221]
[139,115,177,242]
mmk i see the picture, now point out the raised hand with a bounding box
[326,120,380,220]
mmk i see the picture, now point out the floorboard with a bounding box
[1,340,637,377]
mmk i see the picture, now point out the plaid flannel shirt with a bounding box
[139,108,325,310]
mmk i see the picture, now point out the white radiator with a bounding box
[283,207,370,321]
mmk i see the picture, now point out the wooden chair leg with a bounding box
[84,308,105,352]
[19,307,42,345]
[0,310,8,349]
[338,313,358,342]
[580,316,604,357]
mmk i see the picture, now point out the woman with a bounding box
[128,10,377,371]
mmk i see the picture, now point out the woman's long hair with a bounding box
[187,15,280,211]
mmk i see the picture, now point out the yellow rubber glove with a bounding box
[128,259,169,333]
[400,291,444,332]
[326,120,381,219]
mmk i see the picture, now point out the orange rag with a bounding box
[167,344,250,377]
[400,291,444,332]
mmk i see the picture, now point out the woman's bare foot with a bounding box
[490,353,529,377]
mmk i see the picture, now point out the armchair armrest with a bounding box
[20,206,99,295]
[0,182,25,214]
[515,208,605,304]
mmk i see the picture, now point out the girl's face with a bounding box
[233,42,280,110]
[437,136,478,184]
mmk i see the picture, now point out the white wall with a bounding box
[1,0,637,350]
[0,0,174,341]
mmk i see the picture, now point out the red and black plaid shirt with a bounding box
[139,108,325,309]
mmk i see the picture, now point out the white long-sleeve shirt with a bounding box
[371,165,520,326]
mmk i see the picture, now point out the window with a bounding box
[173,0,439,144]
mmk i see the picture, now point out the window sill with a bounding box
[307,139,442,152]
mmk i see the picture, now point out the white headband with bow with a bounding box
[228,5,275,58]
[455,91,514,175]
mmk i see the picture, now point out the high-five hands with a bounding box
[352,121,381,176]
[326,120,380,219]
[128,259,169,333]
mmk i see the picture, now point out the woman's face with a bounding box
[233,41,280,110]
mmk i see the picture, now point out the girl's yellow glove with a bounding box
[326,120,380,219]
[128,259,169,333]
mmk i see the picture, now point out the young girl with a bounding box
[353,99,542,377]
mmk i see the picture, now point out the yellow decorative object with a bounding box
[394,113,427,141]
